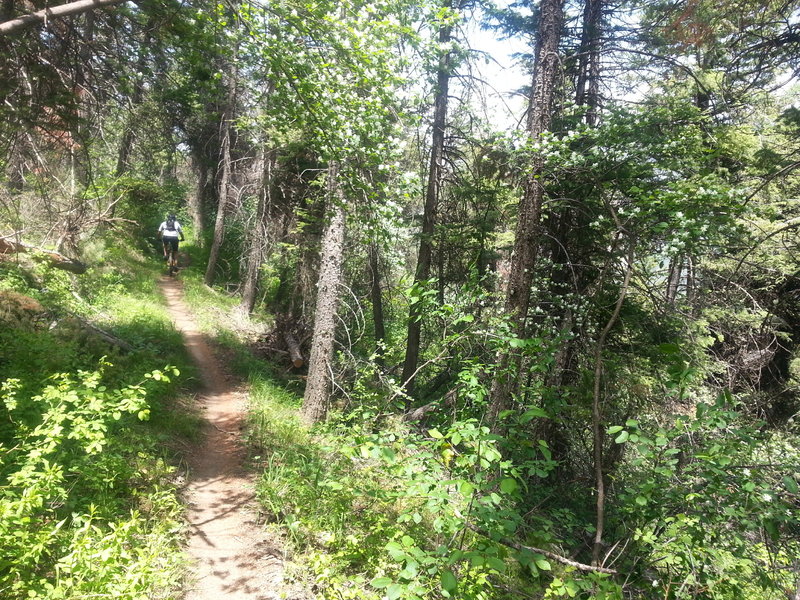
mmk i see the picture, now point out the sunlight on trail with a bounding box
[159,277,287,600]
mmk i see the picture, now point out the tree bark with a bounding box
[665,254,683,305]
[0,0,127,36]
[575,0,603,124]
[284,332,304,368]
[487,0,565,423]
[241,149,276,312]
[302,163,347,424]
[204,116,231,286]
[188,157,209,247]
[204,56,238,287]
[400,0,453,396]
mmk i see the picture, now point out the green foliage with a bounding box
[0,245,196,599]
[0,362,184,599]
[610,393,800,598]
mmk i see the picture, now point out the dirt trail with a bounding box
[159,276,288,600]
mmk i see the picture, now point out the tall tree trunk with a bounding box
[369,241,387,367]
[189,156,209,246]
[241,149,276,313]
[204,57,238,287]
[204,117,231,286]
[303,163,347,424]
[575,0,603,124]
[71,9,94,189]
[665,254,683,305]
[487,0,565,423]
[400,1,453,396]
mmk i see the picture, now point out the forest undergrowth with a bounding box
[2,237,798,600]
[0,240,201,599]
[180,272,800,600]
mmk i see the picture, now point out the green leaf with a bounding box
[371,577,392,589]
[441,570,457,592]
[607,425,624,434]
[535,558,551,571]
[783,476,799,494]
[521,407,549,423]
[428,428,444,439]
[614,430,629,443]
[486,556,506,572]
[386,542,405,560]
[387,583,404,600]
[500,478,518,494]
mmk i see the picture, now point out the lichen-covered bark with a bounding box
[302,163,346,424]
[488,0,565,423]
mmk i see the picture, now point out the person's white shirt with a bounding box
[158,219,183,239]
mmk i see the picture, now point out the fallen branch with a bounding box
[403,388,458,422]
[284,332,304,368]
[466,523,619,575]
[0,0,128,36]
[63,314,133,351]
[0,238,87,274]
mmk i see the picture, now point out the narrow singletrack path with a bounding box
[159,276,286,600]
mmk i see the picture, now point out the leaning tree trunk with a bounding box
[241,148,276,313]
[302,163,347,425]
[400,0,454,397]
[487,0,565,423]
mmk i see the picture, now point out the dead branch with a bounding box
[284,331,304,368]
[0,238,87,274]
[466,523,619,575]
[0,0,128,36]
[69,314,133,351]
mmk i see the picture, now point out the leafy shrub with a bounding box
[0,361,183,599]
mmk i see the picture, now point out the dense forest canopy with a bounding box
[1,0,799,598]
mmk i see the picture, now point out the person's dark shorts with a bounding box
[163,238,179,253]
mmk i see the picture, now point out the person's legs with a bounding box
[168,239,179,271]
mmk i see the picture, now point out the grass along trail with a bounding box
[159,276,286,600]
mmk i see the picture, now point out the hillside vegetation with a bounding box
[1,0,800,599]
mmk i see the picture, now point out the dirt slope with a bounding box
[159,276,295,600]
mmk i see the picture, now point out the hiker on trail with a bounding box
[157,214,185,266]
